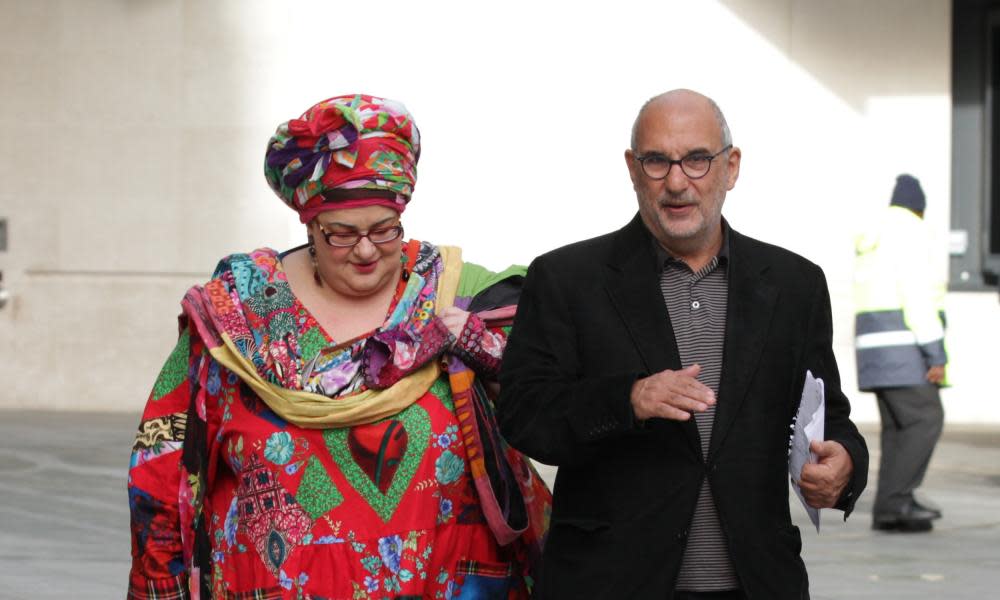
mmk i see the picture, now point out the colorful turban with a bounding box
[264,94,420,223]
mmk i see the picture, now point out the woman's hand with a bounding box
[438,307,471,339]
[439,308,503,377]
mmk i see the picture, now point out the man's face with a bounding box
[624,95,740,257]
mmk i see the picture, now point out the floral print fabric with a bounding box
[128,241,530,599]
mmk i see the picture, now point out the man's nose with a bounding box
[664,162,690,192]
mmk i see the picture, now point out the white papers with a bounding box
[789,370,825,532]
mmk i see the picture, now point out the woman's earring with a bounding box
[308,237,321,286]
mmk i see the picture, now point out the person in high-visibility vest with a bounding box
[854,174,947,533]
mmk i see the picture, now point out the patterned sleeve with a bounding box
[450,261,526,379]
[127,323,204,599]
[451,314,507,378]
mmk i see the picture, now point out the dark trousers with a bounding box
[874,384,944,515]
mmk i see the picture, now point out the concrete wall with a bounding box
[2,0,994,423]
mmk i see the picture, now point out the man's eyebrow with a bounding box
[683,146,713,156]
[638,147,713,158]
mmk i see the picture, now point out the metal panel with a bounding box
[950,0,1000,289]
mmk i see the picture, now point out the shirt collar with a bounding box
[652,218,731,271]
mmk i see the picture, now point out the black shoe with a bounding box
[911,497,943,520]
[872,517,933,532]
[872,501,939,532]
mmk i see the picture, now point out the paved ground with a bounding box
[0,411,997,599]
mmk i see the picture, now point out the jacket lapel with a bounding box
[603,215,702,457]
[709,230,778,459]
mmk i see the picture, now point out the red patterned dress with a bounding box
[128,241,545,599]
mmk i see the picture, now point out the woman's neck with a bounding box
[282,248,398,343]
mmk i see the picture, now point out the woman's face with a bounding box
[309,205,404,299]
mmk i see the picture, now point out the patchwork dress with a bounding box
[128,241,544,600]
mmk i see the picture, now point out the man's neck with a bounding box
[657,230,723,272]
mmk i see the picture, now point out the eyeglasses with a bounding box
[316,223,404,248]
[634,144,733,180]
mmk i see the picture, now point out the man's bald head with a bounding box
[630,89,732,151]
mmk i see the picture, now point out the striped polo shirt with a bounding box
[654,228,739,592]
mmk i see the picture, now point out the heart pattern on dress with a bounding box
[324,402,431,522]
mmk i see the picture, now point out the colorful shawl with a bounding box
[180,244,459,429]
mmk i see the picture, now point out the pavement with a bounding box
[0,411,997,600]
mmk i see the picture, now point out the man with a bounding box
[497,89,868,599]
[854,174,947,533]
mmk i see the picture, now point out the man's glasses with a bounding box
[634,144,733,180]
[316,224,404,248]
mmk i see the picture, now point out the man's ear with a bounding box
[625,148,640,187]
[725,146,741,191]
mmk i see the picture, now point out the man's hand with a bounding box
[799,440,853,509]
[438,306,471,338]
[630,364,716,422]
[926,364,946,385]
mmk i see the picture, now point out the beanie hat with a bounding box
[889,174,926,215]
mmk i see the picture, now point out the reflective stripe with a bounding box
[855,330,917,349]
[914,328,945,346]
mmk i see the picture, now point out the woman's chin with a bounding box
[333,273,393,299]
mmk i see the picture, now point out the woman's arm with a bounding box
[127,324,206,599]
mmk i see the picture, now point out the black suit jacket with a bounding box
[497,215,868,600]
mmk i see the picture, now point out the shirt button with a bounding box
[691,300,701,309]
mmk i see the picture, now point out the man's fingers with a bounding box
[657,404,693,421]
[673,395,710,413]
[631,365,719,421]
[799,463,827,485]
[644,387,708,414]
[808,440,830,456]
[636,394,702,421]
[679,363,702,378]
[675,365,714,398]
[799,442,852,509]
[798,466,836,507]
[670,377,715,407]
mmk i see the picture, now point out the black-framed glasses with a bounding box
[317,223,404,248]
[634,144,733,180]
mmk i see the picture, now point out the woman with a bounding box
[128,94,549,599]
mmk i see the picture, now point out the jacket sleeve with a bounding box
[803,269,870,517]
[897,220,947,366]
[497,255,640,467]
[127,324,205,599]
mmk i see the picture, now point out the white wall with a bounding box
[2,0,993,423]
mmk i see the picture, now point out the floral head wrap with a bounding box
[264,94,420,223]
